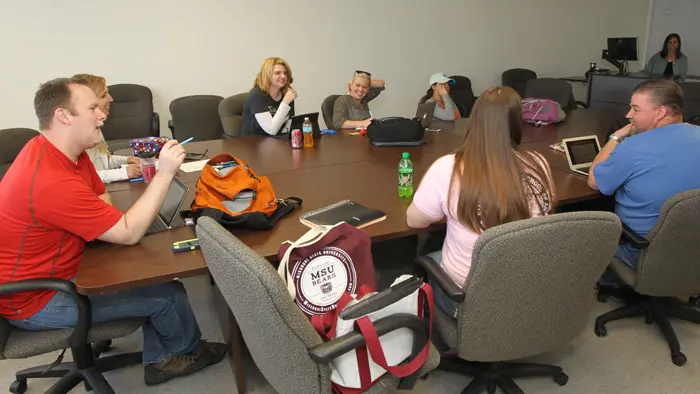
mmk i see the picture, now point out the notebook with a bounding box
[299,200,387,229]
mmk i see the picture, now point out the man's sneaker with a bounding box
[199,341,228,365]
[144,342,214,386]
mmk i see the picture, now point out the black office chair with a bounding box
[0,279,144,394]
[448,75,476,118]
[502,68,537,98]
[679,82,700,123]
[524,78,587,113]
[321,94,341,129]
[0,128,38,180]
[168,95,225,142]
[101,84,160,152]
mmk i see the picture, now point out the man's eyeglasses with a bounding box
[185,149,208,161]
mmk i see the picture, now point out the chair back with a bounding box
[680,82,700,123]
[524,78,577,112]
[101,84,158,141]
[321,95,341,129]
[169,95,224,141]
[502,68,537,98]
[635,189,700,296]
[448,75,475,117]
[196,217,331,394]
[219,93,249,137]
[0,128,39,179]
[455,212,620,361]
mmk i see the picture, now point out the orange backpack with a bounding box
[191,153,301,229]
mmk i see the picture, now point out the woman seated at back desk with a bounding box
[420,73,461,122]
[644,33,688,81]
[332,70,385,129]
[242,57,297,137]
[405,86,556,318]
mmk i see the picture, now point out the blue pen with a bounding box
[179,137,194,145]
[130,177,144,182]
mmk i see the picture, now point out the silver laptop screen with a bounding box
[159,178,188,225]
[566,139,599,165]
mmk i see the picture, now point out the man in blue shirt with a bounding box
[588,79,700,269]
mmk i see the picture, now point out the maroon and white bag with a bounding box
[277,222,377,320]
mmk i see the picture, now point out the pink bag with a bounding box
[521,98,566,126]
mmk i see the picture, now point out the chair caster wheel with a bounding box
[672,352,687,366]
[553,372,569,386]
[596,292,608,303]
[594,322,607,337]
[486,382,496,394]
[10,379,27,394]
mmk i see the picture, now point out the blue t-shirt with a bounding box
[594,123,700,237]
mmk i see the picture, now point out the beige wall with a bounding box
[0,0,650,133]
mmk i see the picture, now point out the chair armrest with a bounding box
[0,279,91,349]
[575,101,588,108]
[152,112,160,137]
[620,222,650,249]
[308,313,428,364]
[167,119,174,135]
[414,256,465,303]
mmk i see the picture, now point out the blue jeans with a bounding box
[8,281,201,364]
[427,251,460,319]
[599,244,641,286]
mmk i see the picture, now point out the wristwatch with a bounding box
[609,135,623,143]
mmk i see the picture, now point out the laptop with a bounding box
[145,177,190,235]
[415,101,437,129]
[289,112,322,138]
[562,135,602,177]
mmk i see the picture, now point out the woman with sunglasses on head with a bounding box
[72,73,142,183]
[420,73,461,122]
[644,33,688,81]
[242,57,297,137]
[406,86,556,318]
[332,70,385,129]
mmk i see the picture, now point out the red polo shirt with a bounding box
[0,135,123,320]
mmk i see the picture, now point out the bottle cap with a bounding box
[402,152,409,159]
[304,117,310,121]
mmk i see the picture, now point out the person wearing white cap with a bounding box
[420,73,461,121]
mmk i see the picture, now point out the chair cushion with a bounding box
[2,318,144,359]
[106,138,136,154]
[433,307,458,350]
[610,257,637,287]
[364,343,441,393]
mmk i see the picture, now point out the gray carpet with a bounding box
[1,275,699,394]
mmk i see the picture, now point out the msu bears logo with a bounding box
[292,247,357,315]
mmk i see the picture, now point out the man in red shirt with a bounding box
[0,78,225,386]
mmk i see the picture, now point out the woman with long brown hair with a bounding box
[406,86,556,318]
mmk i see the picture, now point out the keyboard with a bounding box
[147,218,168,234]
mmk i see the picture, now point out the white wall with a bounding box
[646,0,700,75]
[0,0,649,134]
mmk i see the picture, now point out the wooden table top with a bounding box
[79,109,612,294]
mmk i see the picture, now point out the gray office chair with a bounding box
[0,128,39,180]
[524,78,587,113]
[100,84,160,152]
[168,95,225,142]
[195,217,440,394]
[219,93,249,138]
[501,68,538,98]
[0,279,144,394]
[321,95,341,129]
[679,82,700,123]
[596,189,700,367]
[416,212,621,394]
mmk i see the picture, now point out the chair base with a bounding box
[11,345,142,394]
[596,286,700,366]
[438,358,568,394]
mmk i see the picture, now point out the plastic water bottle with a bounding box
[398,152,413,198]
[302,117,314,148]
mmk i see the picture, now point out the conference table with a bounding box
[78,108,616,392]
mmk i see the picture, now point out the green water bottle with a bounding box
[398,152,414,198]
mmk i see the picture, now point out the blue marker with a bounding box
[179,137,194,145]
[130,177,144,183]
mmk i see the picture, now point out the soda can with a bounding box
[291,129,303,149]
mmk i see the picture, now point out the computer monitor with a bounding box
[607,37,638,61]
